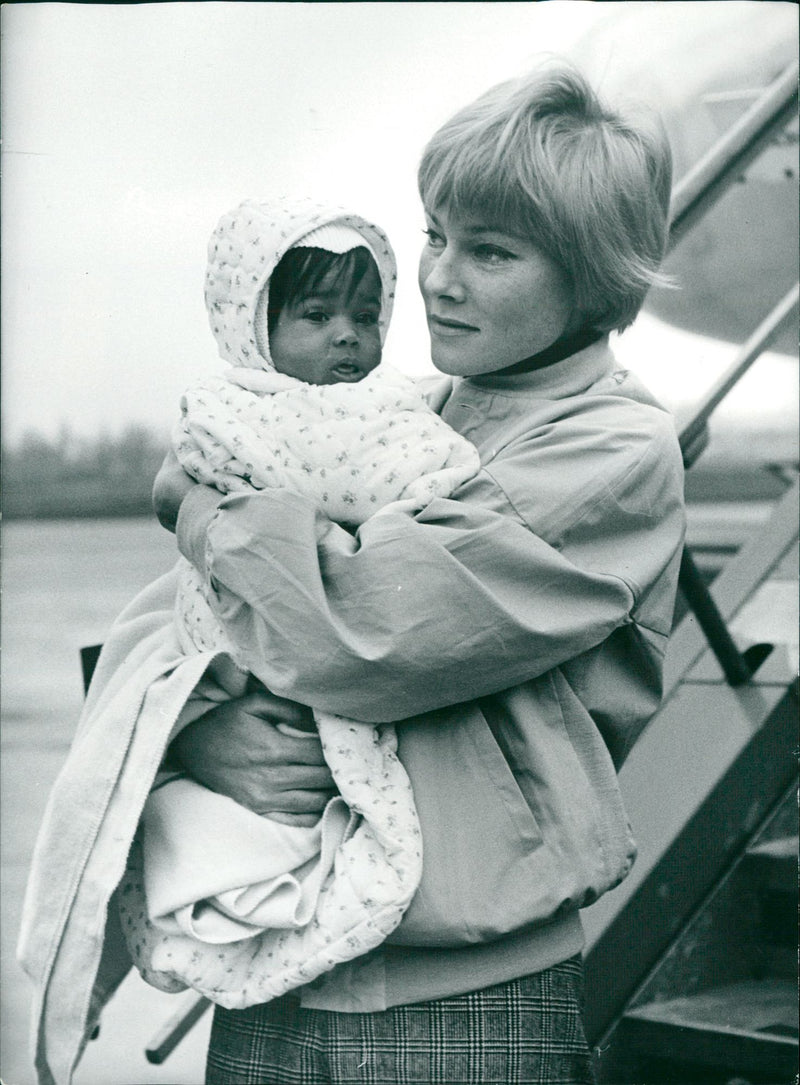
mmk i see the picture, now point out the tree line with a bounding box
[3,420,793,521]
[2,425,169,519]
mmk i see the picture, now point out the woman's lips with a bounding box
[429,315,479,336]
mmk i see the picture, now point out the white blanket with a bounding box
[122,364,479,1007]
[120,716,423,1008]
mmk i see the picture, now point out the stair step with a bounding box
[622,979,798,1079]
[742,836,798,895]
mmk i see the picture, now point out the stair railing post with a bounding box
[677,550,753,686]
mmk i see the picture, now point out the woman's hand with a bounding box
[153,450,198,533]
[169,688,334,825]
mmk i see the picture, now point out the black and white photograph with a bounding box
[2,3,797,1083]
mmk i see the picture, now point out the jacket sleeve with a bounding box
[175,411,684,724]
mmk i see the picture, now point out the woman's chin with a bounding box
[430,344,476,377]
[431,358,458,376]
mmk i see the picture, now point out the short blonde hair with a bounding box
[418,62,673,333]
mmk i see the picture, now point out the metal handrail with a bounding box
[669,61,799,245]
[677,549,773,686]
[669,58,798,464]
[664,62,799,685]
[679,285,799,469]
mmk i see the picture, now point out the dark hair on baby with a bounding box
[266,246,378,338]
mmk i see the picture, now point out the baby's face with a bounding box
[270,263,382,385]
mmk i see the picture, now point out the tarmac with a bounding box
[1,518,209,1085]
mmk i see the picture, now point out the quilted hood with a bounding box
[204,197,397,371]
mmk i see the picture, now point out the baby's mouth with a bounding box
[330,361,364,381]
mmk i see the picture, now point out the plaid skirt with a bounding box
[205,956,595,1085]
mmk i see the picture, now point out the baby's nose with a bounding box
[332,319,359,346]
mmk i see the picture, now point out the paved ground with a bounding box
[1,519,210,1085]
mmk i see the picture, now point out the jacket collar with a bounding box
[492,326,603,376]
[463,335,616,400]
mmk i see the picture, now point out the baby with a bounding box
[118,198,480,1008]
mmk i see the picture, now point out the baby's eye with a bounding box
[473,244,515,266]
[355,311,380,326]
[303,309,329,323]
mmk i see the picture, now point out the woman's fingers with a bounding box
[169,692,334,813]
[271,760,334,791]
[243,686,317,733]
[256,788,336,820]
[152,449,197,532]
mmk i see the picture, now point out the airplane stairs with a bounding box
[583,479,798,1085]
[583,62,799,1085]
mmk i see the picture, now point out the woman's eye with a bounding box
[474,244,514,265]
[423,227,445,248]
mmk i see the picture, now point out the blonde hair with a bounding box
[418,62,673,333]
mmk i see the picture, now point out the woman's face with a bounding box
[418,205,576,377]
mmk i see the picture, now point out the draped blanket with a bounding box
[17,571,220,1085]
[116,363,479,1008]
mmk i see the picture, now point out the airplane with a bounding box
[569,3,798,567]
[570,1,798,351]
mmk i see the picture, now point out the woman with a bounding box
[155,62,685,1084]
[21,61,684,1085]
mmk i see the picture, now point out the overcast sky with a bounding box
[0,1,616,443]
[1,2,795,444]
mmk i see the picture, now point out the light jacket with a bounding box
[175,337,686,1010]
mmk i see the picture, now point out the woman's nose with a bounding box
[419,249,465,302]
